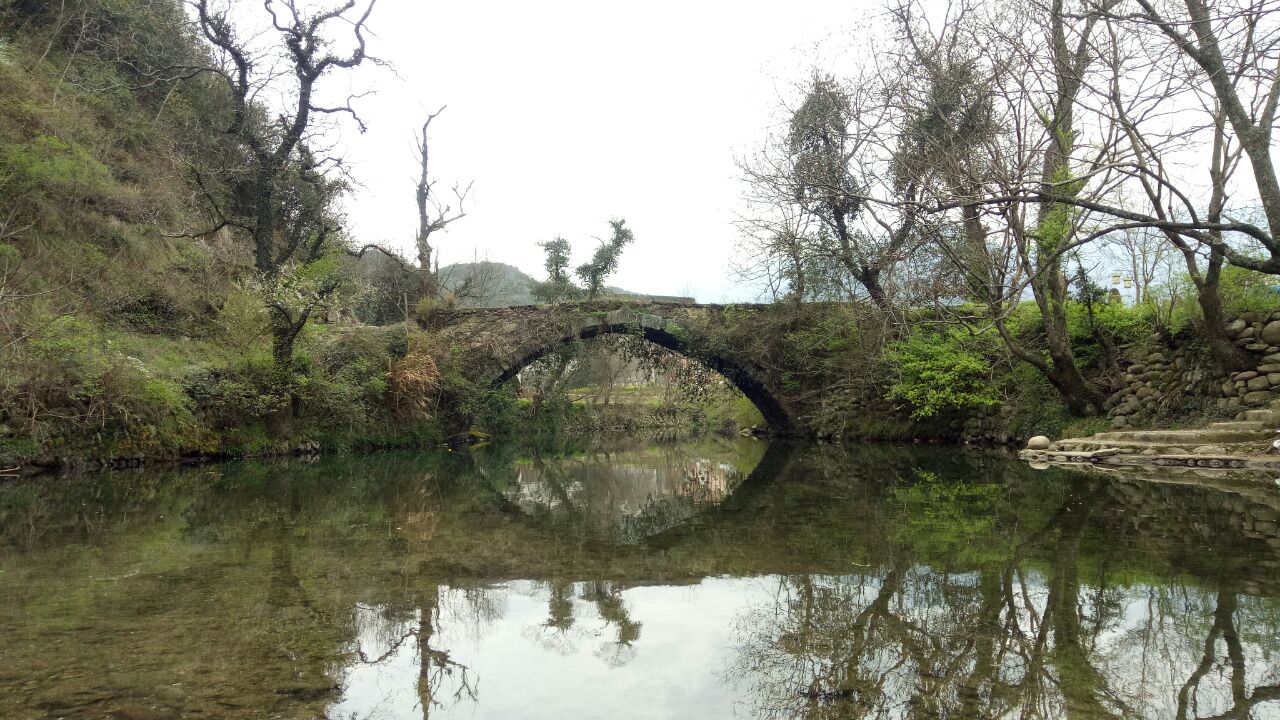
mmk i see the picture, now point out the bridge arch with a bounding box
[482,308,796,433]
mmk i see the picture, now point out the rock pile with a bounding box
[1105,310,1280,428]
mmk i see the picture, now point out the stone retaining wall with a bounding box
[1106,309,1280,428]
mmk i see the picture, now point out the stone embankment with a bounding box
[1106,310,1280,428]
[1023,310,1280,478]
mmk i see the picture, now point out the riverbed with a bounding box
[2,436,1278,719]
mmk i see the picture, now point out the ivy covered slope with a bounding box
[0,2,442,469]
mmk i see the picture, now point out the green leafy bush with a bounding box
[1218,264,1280,318]
[884,329,1002,419]
[185,359,288,429]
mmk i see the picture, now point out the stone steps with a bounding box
[1241,409,1280,424]
[1052,439,1166,451]
[1209,421,1270,431]
[1089,428,1273,444]
[1053,437,1263,450]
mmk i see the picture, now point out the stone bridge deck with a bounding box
[422,300,798,431]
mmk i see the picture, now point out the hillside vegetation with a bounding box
[0,1,448,468]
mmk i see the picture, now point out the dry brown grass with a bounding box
[389,334,441,418]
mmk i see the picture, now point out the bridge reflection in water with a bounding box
[1,438,1278,719]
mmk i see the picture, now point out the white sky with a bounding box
[334,0,883,302]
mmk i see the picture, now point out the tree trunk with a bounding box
[1024,2,1103,417]
[859,265,893,311]
[1039,271,1103,415]
[1047,488,1119,720]
[254,166,278,276]
[417,239,437,301]
[1196,270,1251,372]
[1174,244,1253,372]
[1046,346,1102,416]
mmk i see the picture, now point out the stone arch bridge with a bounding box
[422,300,804,433]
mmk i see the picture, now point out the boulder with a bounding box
[1026,435,1051,450]
[1243,390,1274,406]
[1235,370,1260,381]
[1226,318,1248,337]
[1240,311,1261,323]
[1259,363,1280,373]
[1248,375,1272,391]
[1261,320,1280,345]
[1270,373,1280,387]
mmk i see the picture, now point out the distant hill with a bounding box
[439,261,695,307]
[438,261,538,307]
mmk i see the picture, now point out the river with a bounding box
[2,436,1278,719]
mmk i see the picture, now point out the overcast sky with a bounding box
[333,0,881,302]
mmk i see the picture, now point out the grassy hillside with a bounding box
[0,1,451,468]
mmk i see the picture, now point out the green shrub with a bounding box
[1218,264,1280,317]
[112,288,182,334]
[185,359,288,429]
[884,329,1002,419]
[0,243,19,273]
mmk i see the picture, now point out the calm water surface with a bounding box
[2,437,1279,719]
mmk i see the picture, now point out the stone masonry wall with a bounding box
[1106,309,1280,428]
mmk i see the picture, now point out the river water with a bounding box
[2,436,1279,719]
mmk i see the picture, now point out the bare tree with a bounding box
[928,0,1280,277]
[414,106,471,300]
[1122,0,1280,274]
[1094,8,1263,369]
[890,0,1116,414]
[190,0,381,370]
[732,203,816,302]
[739,70,928,311]
[1101,226,1169,306]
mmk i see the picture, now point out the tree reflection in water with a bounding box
[724,484,1280,720]
[3,440,1279,720]
[329,586,500,719]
